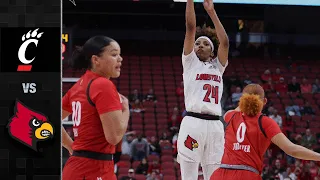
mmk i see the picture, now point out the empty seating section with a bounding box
[63,56,320,180]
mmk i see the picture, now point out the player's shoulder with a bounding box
[224,110,238,117]
[224,110,239,123]
[260,114,277,126]
[261,114,273,121]
[182,50,200,61]
[91,77,114,87]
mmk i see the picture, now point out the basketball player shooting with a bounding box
[177,0,229,179]
[211,84,320,180]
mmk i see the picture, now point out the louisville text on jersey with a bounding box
[195,74,221,83]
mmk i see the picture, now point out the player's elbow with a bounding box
[104,130,123,145]
[186,21,196,32]
[105,135,122,146]
[220,37,229,48]
[103,126,125,145]
[282,143,297,157]
[287,144,305,158]
[216,30,229,48]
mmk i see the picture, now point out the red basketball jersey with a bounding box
[63,70,122,154]
[222,110,282,173]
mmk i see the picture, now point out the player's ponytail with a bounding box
[239,93,264,117]
[70,36,116,70]
[70,46,87,70]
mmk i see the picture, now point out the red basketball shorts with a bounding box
[62,156,116,180]
[210,168,261,180]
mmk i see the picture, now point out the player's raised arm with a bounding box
[183,0,197,56]
[203,0,229,66]
[272,133,320,161]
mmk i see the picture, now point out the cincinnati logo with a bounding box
[7,99,54,151]
[17,28,44,72]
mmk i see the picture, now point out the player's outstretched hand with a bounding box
[120,94,129,111]
[68,147,73,156]
[203,0,215,12]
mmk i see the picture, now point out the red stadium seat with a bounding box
[310,128,320,134]
[147,154,160,162]
[314,94,320,100]
[161,169,175,176]
[270,98,281,104]
[131,118,143,125]
[118,168,129,175]
[144,124,156,131]
[145,131,157,138]
[118,174,127,179]
[117,161,130,169]
[282,99,293,107]
[162,162,175,169]
[144,113,156,119]
[293,98,304,106]
[120,155,131,161]
[157,118,167,125]
[302,93,314,100]
[144,118,156,125]
[295,127,306,134]
[309,121,320,128]
[295,121,307,128]
[131,124,143,131]
[132,161,140,169]
[162,149,173,155]
[278,92,291,100]
[291,115,301,122]
[161,155,173,162]
[157,124,168,131]
[301,115,313,121]
[163,175,176,180]
[135,174,146,180]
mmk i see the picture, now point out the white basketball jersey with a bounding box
[182,50,228,116]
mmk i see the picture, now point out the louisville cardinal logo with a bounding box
[7,99,54,151]
[184,135,199,151]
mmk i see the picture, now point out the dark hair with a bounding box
[70,36,115,70]
[196,24,219,51]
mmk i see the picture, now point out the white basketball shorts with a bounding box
[177,115,225,166]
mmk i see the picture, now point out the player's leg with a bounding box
[102,161,117,180]
[177,116,204,180]
[179,160,200,180]
[63,156,116,180]
[62,156,88,180]
[210,168,224,180]
[202,121,225,180]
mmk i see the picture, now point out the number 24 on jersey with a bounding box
[203,84,219,104]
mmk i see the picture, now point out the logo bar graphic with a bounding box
[17,65,32,71]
